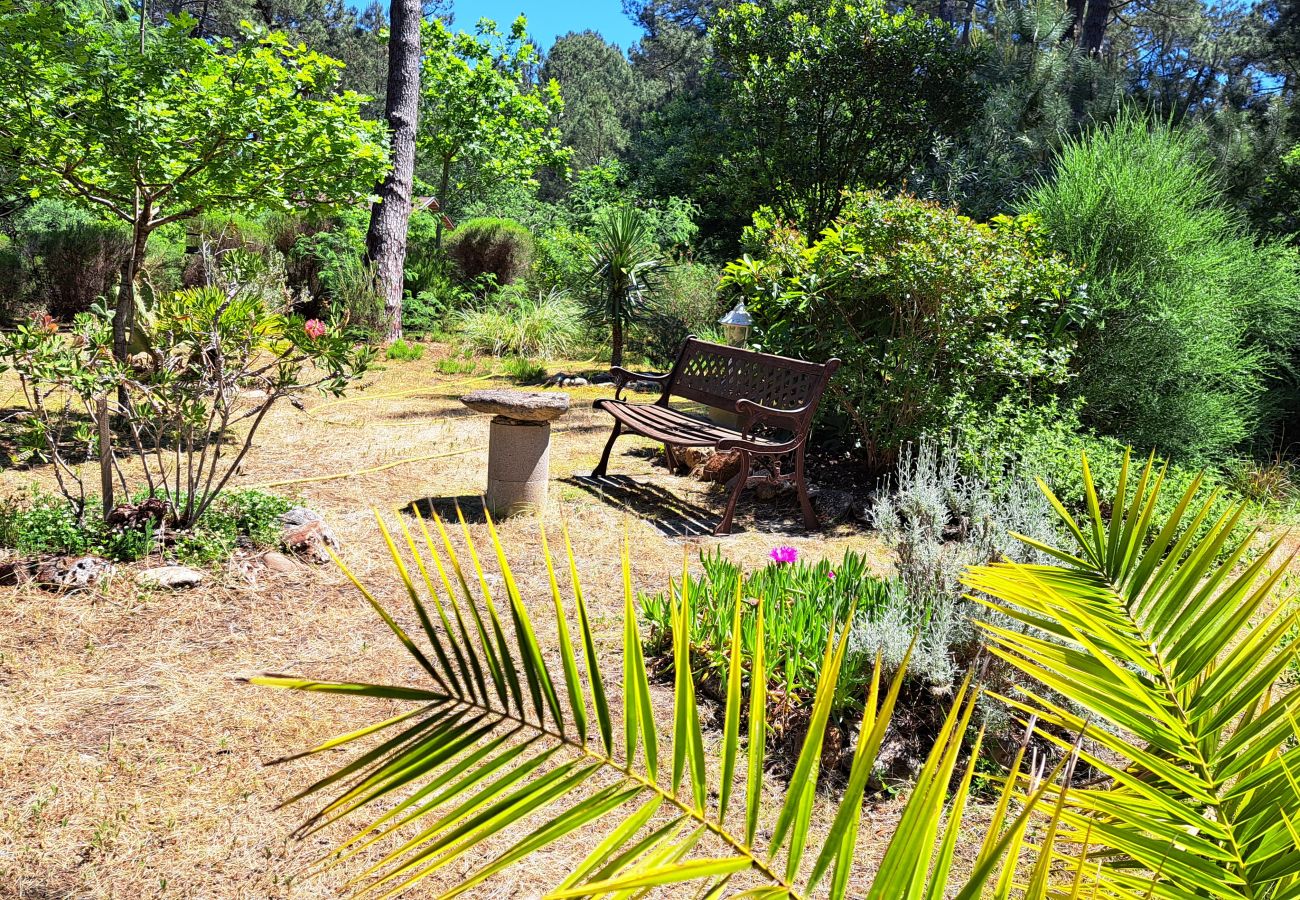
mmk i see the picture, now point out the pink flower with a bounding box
[304,319,327,340]
[827,570,837,580]
[770,546,798,565]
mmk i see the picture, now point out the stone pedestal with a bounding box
[461,388,570,518]
[486,416,551,516]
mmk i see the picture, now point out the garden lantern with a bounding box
[719,300,753,347]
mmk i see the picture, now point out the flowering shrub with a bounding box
[722,192,1084,472]
[0,280,371,529]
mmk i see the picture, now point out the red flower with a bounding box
[30,312,57,334]
[304,319,327,340]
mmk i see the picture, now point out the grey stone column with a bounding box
[486,416,551,516]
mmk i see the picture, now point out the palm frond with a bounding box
[965,449,1300,900]
[251,505,1052,898]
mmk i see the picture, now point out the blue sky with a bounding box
[348,1,645,53]
[449,0,643,51]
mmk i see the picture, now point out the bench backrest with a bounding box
[664,337,839,427]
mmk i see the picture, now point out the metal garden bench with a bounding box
[592,337,840,535]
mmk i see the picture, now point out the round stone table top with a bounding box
[461,388,570,422]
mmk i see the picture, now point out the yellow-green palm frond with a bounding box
[965,450,1300,900]
[251,504,1054,899]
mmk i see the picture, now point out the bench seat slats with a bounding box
[592,399,787,450]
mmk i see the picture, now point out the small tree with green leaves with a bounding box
[0,3,388,365]
[417,15,568,245]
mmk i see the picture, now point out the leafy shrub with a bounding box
[0,486,290,564]
[1024,113,1300,461]
[0,283,369,527]
[501,356,547,383]
[0,489,90,555]
[633,260,726,366]
[642,548,909,718]
[385,338,425,361]
[445,217,534,286]
[530,224,594,295]
[868,434,1058,684]
[35,223,132,319]
[0,199,132,321]
[457,286,581,359]
[725,191,1082,473]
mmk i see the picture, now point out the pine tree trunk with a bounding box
[1080,0,1110,52]
[365,0,422,344]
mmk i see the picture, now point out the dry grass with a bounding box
[1,350,899,899]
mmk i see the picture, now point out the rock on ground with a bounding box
[137,565,206,589]
[281,519,340,564]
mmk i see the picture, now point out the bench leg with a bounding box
[593,422,622,477]
[664,444,678,472]
[795,444,817,530]
[715,450,751,535]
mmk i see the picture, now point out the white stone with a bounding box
[137,565,206,589]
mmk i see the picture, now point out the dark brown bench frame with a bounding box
[592,337,840,534]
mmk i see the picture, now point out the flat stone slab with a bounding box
[461,388,570,422]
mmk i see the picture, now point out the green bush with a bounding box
[633,260,727,366]
[385,338,425,362]
[725,192,1082,473]
[0,487,291,564]
[445,217,534,286]
[457,286,581,359]
[1023,113,1300,461]
[0,489,90,555]
[641,548,908,718]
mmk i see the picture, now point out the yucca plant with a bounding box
[965,450,1300,899]
[251,506,1061,898]
[583,204,668,368]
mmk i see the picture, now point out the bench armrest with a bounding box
[734,397,814,430]
[611,366,670,401]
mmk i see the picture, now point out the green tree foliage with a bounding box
[709,0,977,236]
[1024,113,1300,461]
[541,31,645,169]
[417,16,568,242]
[0,3,387,365]
[724,192,1082,473]
[922,0,1122,218]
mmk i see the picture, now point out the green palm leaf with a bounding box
[965,449,1300,900]
[252,505,1050,898]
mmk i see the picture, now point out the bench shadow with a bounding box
[565,474,731,538]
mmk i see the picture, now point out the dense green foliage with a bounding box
[711,0,975,235]
[1024,115,1300,461]
[727,192,1081,471]
[417,17,566,232]
[0,486,291,564]
[445,218,536,285]
[643,549,905,717]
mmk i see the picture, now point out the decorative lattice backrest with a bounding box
[665,338,835,420]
